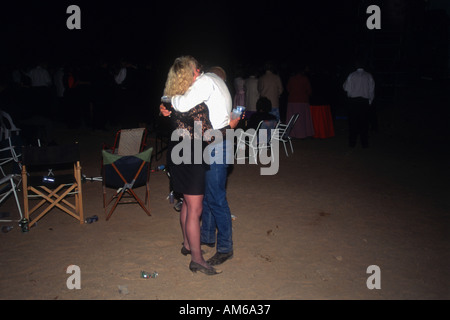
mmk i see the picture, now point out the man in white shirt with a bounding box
[171,71,232,131]
[343,63,375,148]
[244,73,259,113]
[163,65,237,266]
[27,64,52,87]
[343,67,375,104]
[26,63,53,118]
[257,62,283,121]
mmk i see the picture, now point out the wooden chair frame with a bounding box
[21,145,84,227]
[102,148,152,221]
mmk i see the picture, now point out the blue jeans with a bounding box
[201,139,233,253]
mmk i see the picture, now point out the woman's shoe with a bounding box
[181,246,205,256]
[189,261,222,275]
[181,246,191,256]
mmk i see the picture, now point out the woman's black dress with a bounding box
[167,103,213,195]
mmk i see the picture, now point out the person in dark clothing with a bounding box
[247,96,277,130]
[343,61,375,148]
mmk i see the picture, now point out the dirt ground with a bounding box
[0,111,449,301]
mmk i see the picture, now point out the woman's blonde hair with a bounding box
[163,56,199,97]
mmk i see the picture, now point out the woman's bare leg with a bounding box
[183,194,209,267]
[180,199,189,250]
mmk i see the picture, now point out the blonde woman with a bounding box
[162,56,220,275]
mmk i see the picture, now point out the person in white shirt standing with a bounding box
[244,68,259,115]
[26,62,53,119]
[343,61,375,148]
[27,63,52,88]
[257,62,283,121]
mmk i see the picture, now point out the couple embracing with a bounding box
[160,56,239,275]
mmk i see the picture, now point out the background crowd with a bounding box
[0,54,360,146]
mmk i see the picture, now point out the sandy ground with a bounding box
[0,113,449,301]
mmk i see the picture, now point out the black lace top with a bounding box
[171,103,214,143]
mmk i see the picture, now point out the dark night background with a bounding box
[0,0,449,140]
[0,1,449,302]
[0,0,447,69]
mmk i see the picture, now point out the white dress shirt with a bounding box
[115,67,127,85]
[244,76,259,111]
[343,68,375,104]
[257,70,283,108]
[27,66,52,87]
[171,72,232,130]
